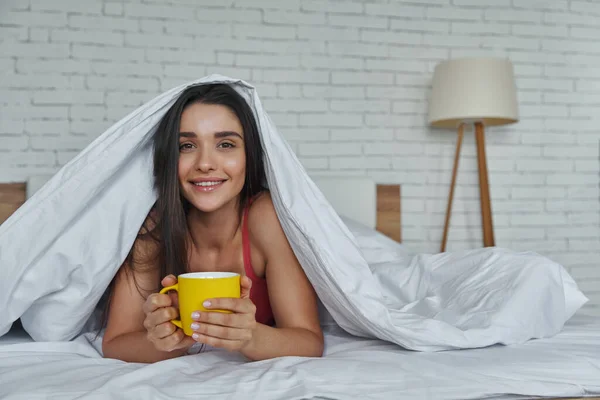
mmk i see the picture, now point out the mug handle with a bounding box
[159,284,183,330]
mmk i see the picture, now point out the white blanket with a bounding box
[2,314,600,400]
[0,75,588,351]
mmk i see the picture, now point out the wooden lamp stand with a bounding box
[440,121,495,253]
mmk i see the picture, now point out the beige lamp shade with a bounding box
[428,57,519,129]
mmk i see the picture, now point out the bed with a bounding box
[1,176,599,400]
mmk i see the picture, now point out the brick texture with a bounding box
[0,0,598,315]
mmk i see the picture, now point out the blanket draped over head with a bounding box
[0,75,588,351]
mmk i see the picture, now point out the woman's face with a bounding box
[177,102,246,214]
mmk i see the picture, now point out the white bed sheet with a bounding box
[1,312,599,400]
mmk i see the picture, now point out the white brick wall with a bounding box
[0,0,598,314]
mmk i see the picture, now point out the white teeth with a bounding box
[194,181,222,187]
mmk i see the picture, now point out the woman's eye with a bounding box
[218,142,235,149]
[179,143,194,151]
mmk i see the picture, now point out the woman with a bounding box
[101,84,324,363]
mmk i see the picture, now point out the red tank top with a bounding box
[242,198,274,326]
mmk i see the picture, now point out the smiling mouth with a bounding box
[193,181,223,187]
[191,180,226,192]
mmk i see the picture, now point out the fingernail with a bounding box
[191,322,200,330]
[191,312,200,319]
[192,333,199,340]
[203,300,211,308]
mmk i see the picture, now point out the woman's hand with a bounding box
[190,275,257,352]
[142,275,195,353]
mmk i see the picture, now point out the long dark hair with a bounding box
[98,83,266,332]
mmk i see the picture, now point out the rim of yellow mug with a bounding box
[179,272,239,279]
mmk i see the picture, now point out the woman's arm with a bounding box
[240,320,323,360]
[243,193,324,360]
[102,240,194,363]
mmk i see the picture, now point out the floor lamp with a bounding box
[428,57,519,252]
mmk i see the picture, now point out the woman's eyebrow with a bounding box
[178,131,243,139]
[214,131,243,140]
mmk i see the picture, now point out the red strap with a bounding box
[241,201,258,280]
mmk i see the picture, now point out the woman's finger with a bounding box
[153,321,177,339]
[161,274,177,288]
[191,322,252,341]
[240,276,252,299]
[148,306,178,327]
[193,310,243,328]
[202,297,256,315]
[142,293,172,314]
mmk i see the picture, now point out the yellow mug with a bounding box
[159,272,241,336]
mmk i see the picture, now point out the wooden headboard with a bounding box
[0,182,403,243]
[376,184,401,243]
[0,183,26,225]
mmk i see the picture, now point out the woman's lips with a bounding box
[190,180,225,192]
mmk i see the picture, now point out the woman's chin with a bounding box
[189,200,223,213]
[185,194,235,214]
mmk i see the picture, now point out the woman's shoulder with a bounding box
[247,190,276,222]
[246,191,286,245]
[247,190,273,214]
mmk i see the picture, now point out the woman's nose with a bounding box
[195,149,215,172]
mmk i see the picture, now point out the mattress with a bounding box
[1,312,599,400]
